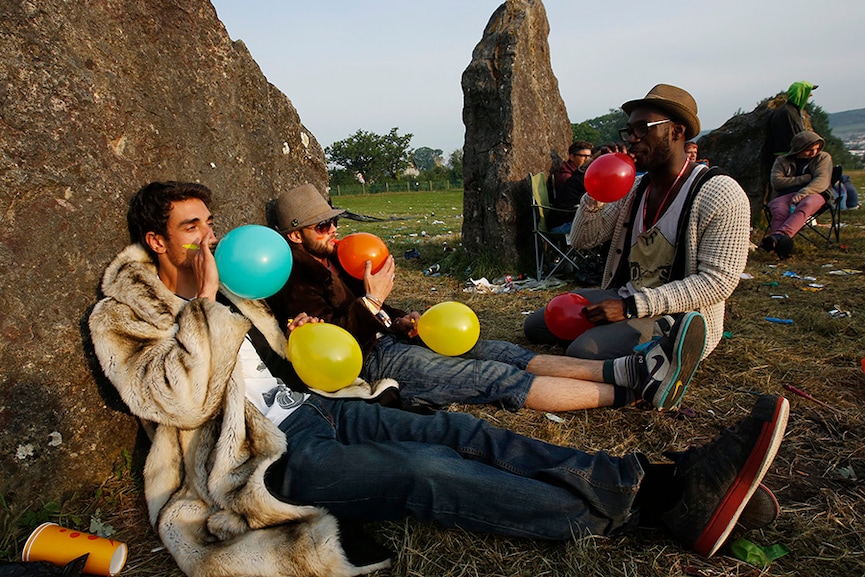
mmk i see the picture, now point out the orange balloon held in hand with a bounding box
[338,232,390,279]
[584,152,637,203]
[544,293,595,341]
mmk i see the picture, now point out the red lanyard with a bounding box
[643,160,690,231]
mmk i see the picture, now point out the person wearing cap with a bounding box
[763,130,834,258]
[267,183,707,413]
[525,84,751,363]
[769,81,817,156]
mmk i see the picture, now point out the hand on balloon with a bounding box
[394,311,421,338]
[287,313,322,333]
[363,254,395,304]
[193,229,220,301]
[584,298,628,324]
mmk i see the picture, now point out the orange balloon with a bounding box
[337,232,390,279]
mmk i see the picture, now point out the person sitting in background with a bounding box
[768,81,817,157]
[763,130,834,259]
[685,141,699,162]
[549,140,594,232]
[835,173,860,210]
[685,141,710,166]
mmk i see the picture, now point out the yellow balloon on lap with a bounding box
[417,301,480,356]
[286,323,363,392]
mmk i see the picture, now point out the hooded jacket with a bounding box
[568,168,750,357]
[88,244,377,577]
[770,130,834,205]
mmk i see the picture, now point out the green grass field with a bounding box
[4,173,863,576]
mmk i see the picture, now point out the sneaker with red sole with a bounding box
[660,394,789,556]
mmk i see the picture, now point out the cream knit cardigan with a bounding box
[569,171,751,356]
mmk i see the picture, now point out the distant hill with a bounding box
[829,108,865,138]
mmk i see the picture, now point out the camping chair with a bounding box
[529,172,597,281]
[762,164,843,248]
[797,165,843,247]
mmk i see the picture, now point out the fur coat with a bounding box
[89,244,382,577]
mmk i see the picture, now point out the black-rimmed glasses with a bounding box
[313,217,339,233]
[618,119,672,142]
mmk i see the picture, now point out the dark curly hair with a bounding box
[127,181,212,255]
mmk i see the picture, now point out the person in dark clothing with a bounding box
[768,81,817,156]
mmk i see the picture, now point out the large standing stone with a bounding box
[0,0,327,506]
[461,0,571,270]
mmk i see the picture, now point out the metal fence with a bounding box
[330,179,463,196]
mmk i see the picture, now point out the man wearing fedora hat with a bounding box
[525,84,751,364]
[267,183,708,413]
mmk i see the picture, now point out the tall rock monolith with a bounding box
[0,0,327,507]
[461,0,572,271]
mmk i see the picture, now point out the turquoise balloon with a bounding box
[215,225,293,300]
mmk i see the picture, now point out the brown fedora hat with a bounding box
[276,184,345,233]
[622,84,701,140]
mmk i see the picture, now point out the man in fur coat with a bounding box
[89,181,789,575]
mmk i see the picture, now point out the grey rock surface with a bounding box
[0,0,327,504]
[461,0,572,270]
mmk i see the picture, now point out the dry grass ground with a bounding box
[5,173,863,576]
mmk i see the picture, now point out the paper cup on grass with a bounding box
[23,522,128,576]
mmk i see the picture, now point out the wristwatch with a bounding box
[622,296,637,319]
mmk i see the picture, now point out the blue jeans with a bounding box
[362,335,536,411]
[523,289,660,359]
[274,396,643,539]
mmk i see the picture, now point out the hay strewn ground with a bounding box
[5,174,863,576]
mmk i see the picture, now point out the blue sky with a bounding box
[210,0,864,155]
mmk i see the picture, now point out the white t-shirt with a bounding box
[621,164,707,295]
[237,336,308,427]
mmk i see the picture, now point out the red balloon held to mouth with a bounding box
[584,153,637,203]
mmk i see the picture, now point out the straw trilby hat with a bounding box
[621,84,701,140]
[276,184,345,233]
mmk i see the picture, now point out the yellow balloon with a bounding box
[286,323,363,392]
[417,301,480,356]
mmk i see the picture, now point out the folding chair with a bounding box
[763,164,843,248]
[529,172,598,281]
[797,164,843,247]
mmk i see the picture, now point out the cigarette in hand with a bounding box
[182,244,199,250]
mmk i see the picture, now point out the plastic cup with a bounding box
[22,522,127,576]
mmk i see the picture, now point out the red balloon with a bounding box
[337,232,390,279]
[584,153,637,203]
[544,293,595,341]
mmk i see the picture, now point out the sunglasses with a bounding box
[618,118,671,142]
[312,216,339,233]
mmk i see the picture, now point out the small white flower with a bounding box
[16,444,35,459]
[49,431,63,447]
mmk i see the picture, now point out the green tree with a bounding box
[447,148,463,181]
[326,128,414,183]
[805,103,863,169]
[571,109,628,147]
[413,147,444,172]
[570,121,601,144]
